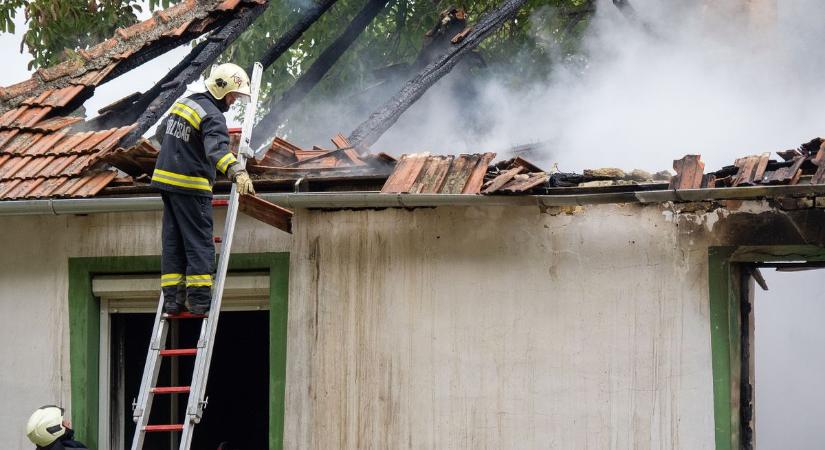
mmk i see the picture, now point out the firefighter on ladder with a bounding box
[152,63,256,315]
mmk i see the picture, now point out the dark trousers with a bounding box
[161,191,214,307]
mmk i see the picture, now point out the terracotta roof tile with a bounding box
[4,178,44,199]
[36,60,84,82]
[71,66,115,86]
[50,131,94,155]
[382,153,497,194]
[37,155,82,178]
[94,126,135,153]
[67,171,118,197]
[0,130,19,148]
[0,79,38,102]
[28,116,82,132]
[15,155,56,179]
[0,106,52,129]
[27,176,71,198]
[74,129,119,153]
[1,132,43,156]
[24,130,70,156]
[0,155,32,179]
[0,179,21,198]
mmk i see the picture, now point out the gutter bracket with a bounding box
[396,193,410,210]
[48,198,58,216]
[672,188,684,203]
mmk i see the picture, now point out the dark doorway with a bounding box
[111,311,269,449]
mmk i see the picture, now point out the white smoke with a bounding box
[370,0,825,174]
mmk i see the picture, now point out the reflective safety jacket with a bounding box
[151,92,239,197]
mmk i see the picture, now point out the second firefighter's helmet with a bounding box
[205,63,250,100]
[26,405,66,447]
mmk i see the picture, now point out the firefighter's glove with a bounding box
[233,170,256,196]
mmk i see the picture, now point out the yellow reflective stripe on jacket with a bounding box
[161,273,184,287]
[170,105,201,130]
[186,274,213,287]
[216,153,237,173]
[151,169,212,191]
[174,102,204,124]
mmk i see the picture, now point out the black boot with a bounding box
[187,286,212,315]
[163,286,187,315]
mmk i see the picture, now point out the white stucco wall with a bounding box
[285,204,718,450]
[0,210,290,449]
[3,198,798,449]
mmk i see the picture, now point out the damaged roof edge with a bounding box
[1,184,825,216]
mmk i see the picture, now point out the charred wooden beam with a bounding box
[80,39,209,132]
[347,0,529,150]
[613,0,657,35]
[253,0,394,146]
[249,0,339,74]
[119,3,268,148]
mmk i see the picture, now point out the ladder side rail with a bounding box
[130,295,169,450]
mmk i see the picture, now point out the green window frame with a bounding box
[708,245,825,450]
[67,253,289,450]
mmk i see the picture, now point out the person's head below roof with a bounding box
[26,405,66,447]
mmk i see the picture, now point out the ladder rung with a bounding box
[212,199,229,207]
[159,348,198,357]
[143,424,184,432]
[163,312,207,320]
[151,386,191,394]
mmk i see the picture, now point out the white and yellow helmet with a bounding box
[26,405,65,447]
[205,63,251,100]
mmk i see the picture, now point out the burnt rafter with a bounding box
[81,40,210,132]
[348,0,528,150]
[119,3,268,148]
[252,0,394,147]
[613,0,657,36]
[248,0,340,76]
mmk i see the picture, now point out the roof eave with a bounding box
[0,184,823,216]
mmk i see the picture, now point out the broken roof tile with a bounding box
[498,172,550,193]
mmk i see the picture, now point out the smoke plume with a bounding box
[318,0,825,173]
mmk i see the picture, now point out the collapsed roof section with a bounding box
[0,0,266,200]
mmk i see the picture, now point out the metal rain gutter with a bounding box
[0,184,824,216]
